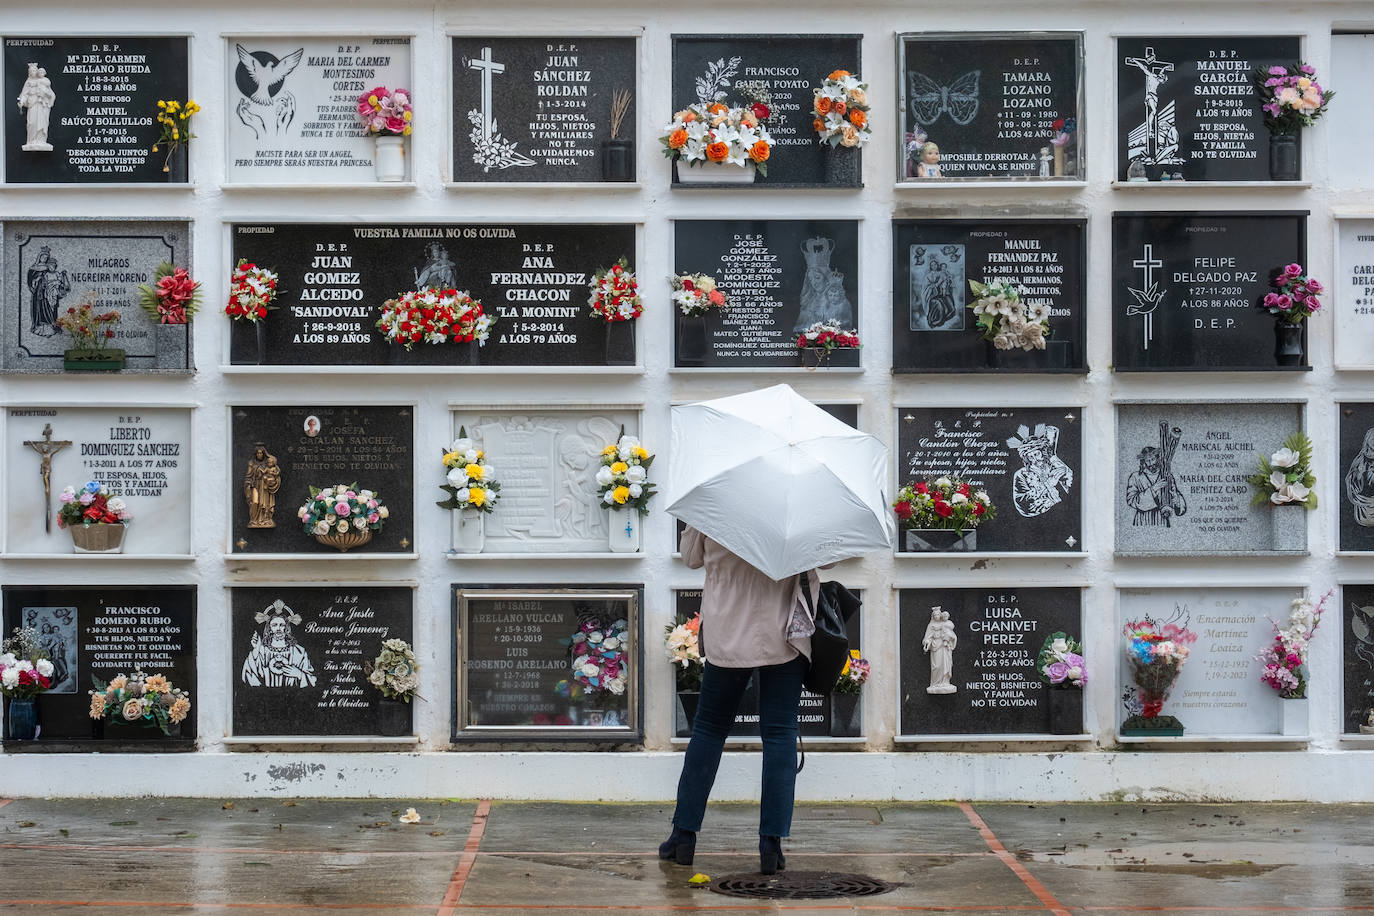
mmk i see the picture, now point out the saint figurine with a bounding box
[244,445,281,528]
[923,607,957,694]
[17,63,55,151]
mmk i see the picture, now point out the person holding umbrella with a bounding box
[659,384,893,875]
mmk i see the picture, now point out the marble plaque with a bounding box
[2,585,196,740]
[1334,220,1374,369]
[1330,35,1374,189]
[1115,402,1305,556]
[449,408,640,553]
[2,219,192,372]
[1341,584,1374,733]
[1118,586,1299,735]
[5,406,192,555]
[899,588,1081,736]
[225,36,412,183]
[231,586,413,736]
[230,405,414,555]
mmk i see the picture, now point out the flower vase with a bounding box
[799,346,830,370]
[70,522,127,554]
[254,320,269,365]
[823,145,860,186]
[904,529,976,552]
[63,348,125,371]
[1272,505,1306,552]
[1046,688,1083,735]
[6,697,39,740]
[1268,132,1299,181]
[676,314,708,366]
[676,161,755,184]
[453,507,485,554]
[984,339,1009,369]
[376,697,411,737]
[607,509,642,553]
[91,716,104,739]
[604,319,636,366]
[601,139,635,181]
[164,145,188,184]
[675,691,699,737]
[314,528,372,552]
[1274,321,1305,367]
[155,322,189,370]
[829,693,862,737]
[1280,696,1308,737]
[375,135,406,181]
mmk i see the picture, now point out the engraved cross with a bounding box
[468,47,505,143]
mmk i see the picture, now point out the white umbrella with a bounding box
[666,383,894,580]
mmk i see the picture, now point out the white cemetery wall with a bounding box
[1,0,1372,802]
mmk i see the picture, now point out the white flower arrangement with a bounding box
[437,428,500,513]
[660,103,773,175]
[968,279,1049,351]
[596,431,656,514]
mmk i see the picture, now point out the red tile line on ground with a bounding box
[0,799,12,810]
[957,801,1071,916]
[437,797,493,915]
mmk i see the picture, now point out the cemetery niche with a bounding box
[894,406,1083,554]
[670,34,862,187]
[453,585,642,742]
[892,219,1086,372]
[4,35,190,183]
[1334,219,1374,369]
[1115,402,1307,556]
[898,588,1082,737]
[673,219,859,368]
[451,36,637,183]
[3,219,193,372]
[897,32,1084,181]
[1337,403,1374,554]
[1116,36,1302,183]
[4,406,193,556]
[228,222,636,368]
[2,585,196,743]
[1111,211,1308,371]
[225,36,413,184]
[230,405,414,555]
[230,586,414,738]
[1342,584,1374,734]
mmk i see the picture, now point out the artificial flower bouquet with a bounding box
[796,319,860,350]
[833,650,870,695]
[225,260,279,322]
[813,69,871,148]
[56,295,121,357]
[375,289,493,349]
[665,613,704,692]
[1037,632,1086,689]
[58,480,131,530]
[671,272,727,316]
[366,638,421,702]
[1256,589,1330,699]
[153,98,199,172]
[137,262,201,325]
[1247,432,1317,509]
[0,627,54,699]
[596,431,655,514]
[1262,263,1323,323]
[588,258,642,323]
[892,476,995,532]
[358,86,413,135]
[1122,616,1197,732]
[661,102,773,175]
[969,279,1049,351]
[298,483,387,538]
[1255,63,1333,134]
[570,618,630,697]
[89,669,191,736]
[437,428,500,513]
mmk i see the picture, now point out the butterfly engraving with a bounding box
[908,70,981,126]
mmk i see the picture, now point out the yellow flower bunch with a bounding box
[438,429,501,514]
[596,431,657,515]
[153,98,199,173]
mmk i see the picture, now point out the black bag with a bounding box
[798,570,862,696]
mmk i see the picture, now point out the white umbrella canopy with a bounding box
[666,384,894,580]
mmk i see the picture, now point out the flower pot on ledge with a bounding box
[376,697,411,737]
[1121,714,1184,737]
[676,160,755,185]
[830,693,862,737]
[315,528,372,552]
[69,522,127,554]
[904,528,976,552]
[63,348,125,371]
[1046,688,1082,735]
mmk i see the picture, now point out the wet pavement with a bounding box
[0,797,1372,913]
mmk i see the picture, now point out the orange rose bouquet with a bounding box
[814,69,871,149]
[660,102,773,176]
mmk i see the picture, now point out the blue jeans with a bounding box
[672,655,806,837]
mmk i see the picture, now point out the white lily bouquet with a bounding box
[968,279,1050,351]
[596,430,656,514]
[1248,432,1317,509]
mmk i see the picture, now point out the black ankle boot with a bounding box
[759,835,786,874]
[658,826,696,865]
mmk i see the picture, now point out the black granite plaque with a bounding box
[892,219,1086,373]
[672,34,862,187]
[896,407,1082,553]
[898,32,1082,181]
[1342,584,1374,733]
[451,37,637,183]
[674,220,859,368]
[231,586,413,737]
[454,585,642,741]
[1112,211,1307,371]
[4,36,190,183]
[1338,403,1374,553]
[899,587,1080,735]
[229,223,635,367]
[230,406,413,554]
[2,585,195,740]
[1117,36,1301,182]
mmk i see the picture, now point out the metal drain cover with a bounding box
[711,870,897,899]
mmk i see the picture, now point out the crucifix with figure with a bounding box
[23,423,71,533]
[1125,47,1174,164]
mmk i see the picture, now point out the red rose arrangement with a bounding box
[225,259,279,322]
[893,475,995,533]
[138,262,201,325]
[375,288,494,350]
[588,258,642,323]
[796,319,860,350]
